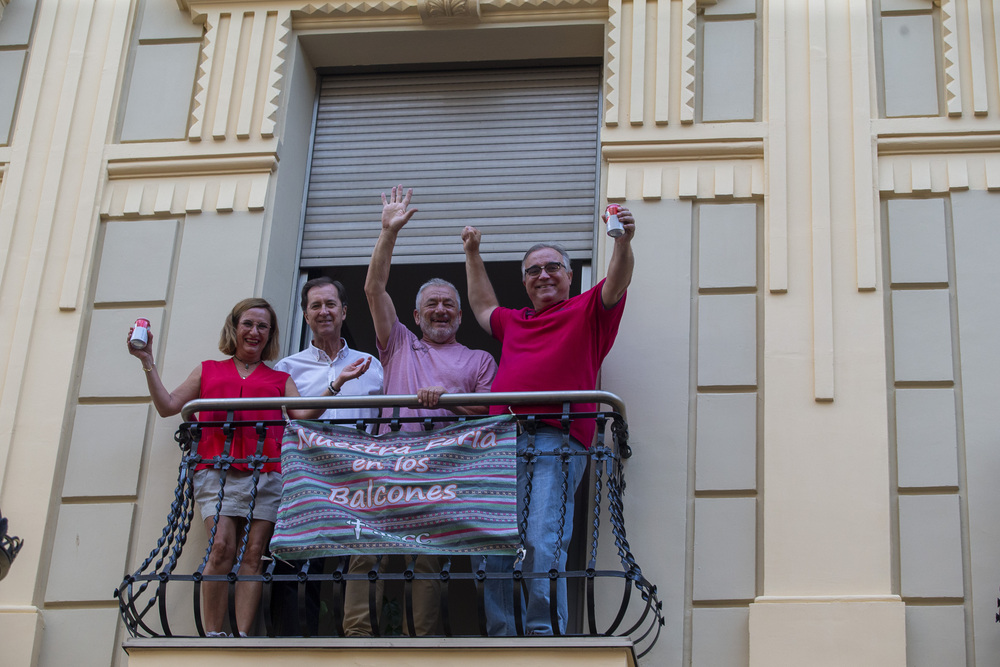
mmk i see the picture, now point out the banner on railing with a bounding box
[270,415,519,559]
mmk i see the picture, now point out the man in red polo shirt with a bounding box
[461,206,636,635]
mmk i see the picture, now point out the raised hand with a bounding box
[611,206,636,242]
[381,184,418,233]
[126,327,155,369]
[603,206,636,242]
[333,356,372,392]
[461,226,481,254]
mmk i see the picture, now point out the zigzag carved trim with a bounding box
[680,0,696,124]
[262,11,291,138]
[604,0,621,127]
[187,12,215,140]
[939,0,962,117]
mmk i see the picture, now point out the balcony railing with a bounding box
[116,391,663,658]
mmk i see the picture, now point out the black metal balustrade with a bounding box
[0,507,23,581]
[116,391,663,657]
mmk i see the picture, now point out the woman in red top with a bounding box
[127,298,367,636]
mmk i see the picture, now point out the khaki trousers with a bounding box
[343,554,444,636]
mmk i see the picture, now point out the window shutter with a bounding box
[301,65,601,267]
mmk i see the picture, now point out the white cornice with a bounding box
[877,132,1000,156]
[178,0,607,22]
[602,139,764,161]
[106,153,278,179]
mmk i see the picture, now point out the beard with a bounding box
[421,319,459,344]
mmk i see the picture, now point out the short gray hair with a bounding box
[415,278,461,311]
[521,243,572,279]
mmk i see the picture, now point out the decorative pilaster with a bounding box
[808,0,834,401]
[653,0,671,124]
[849,0,877,291]
[766,0,788,293]
[964,0,988,115]
[59,1,134,309]
[629,0,646,124]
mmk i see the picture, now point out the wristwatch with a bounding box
[328,381,340,395]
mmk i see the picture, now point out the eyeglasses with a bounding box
[239,320,271,333]
[524,262,566,277]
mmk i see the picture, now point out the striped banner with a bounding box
[270,415,519,559]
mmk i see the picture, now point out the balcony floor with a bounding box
[123,636,637,667]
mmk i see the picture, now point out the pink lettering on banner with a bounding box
[274,414,519,557]
[328,482,458,510]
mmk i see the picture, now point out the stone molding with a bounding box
[101,155,277,217]
[604,157,764,202]
[100,176,271,217]
[177,0,606,18]
[878,153,1000,194]
[418,0,481,23]
[178,0,607,144]
[876,132,1000,193]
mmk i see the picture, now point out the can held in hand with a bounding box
[130,318,150,349]
[605,204,625,238]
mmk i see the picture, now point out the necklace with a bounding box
[233,355,259,377]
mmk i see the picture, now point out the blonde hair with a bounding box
[218,298,280,361]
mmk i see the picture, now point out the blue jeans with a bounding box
[484,426,587,635]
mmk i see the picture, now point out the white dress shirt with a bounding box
[275,339,384,421]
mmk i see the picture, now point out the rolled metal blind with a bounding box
[301,65,601,267]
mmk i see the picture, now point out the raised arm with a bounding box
[601,206,636,309]
[462,226,499,333]
[127,329,201,417]
[365,185,418,348]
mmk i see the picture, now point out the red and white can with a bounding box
[605,204,625,238]
[130,318,150,349]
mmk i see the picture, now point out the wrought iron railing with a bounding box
[116,391,662,657]
[0,507,23,581]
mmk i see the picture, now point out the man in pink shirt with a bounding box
[461,205,636,636]
[366,185,497,431]
[351,185,498,636]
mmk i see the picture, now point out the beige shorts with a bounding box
[193,469,282,524]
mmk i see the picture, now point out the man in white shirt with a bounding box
[274,276,383,419]
[273,276,383,636]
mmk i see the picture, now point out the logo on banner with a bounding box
[270,415,519,559]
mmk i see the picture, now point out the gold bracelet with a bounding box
[142,365,153,373]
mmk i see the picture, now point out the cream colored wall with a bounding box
[0,1,301,665]
[0,2,136,666]
[750,0,903,658]
[86,3,307,662]
[875,1,1000,663]
[596,0,903,664]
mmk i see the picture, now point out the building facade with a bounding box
[0,0,998,665]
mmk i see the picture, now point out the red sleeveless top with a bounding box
[194,359,289,473]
